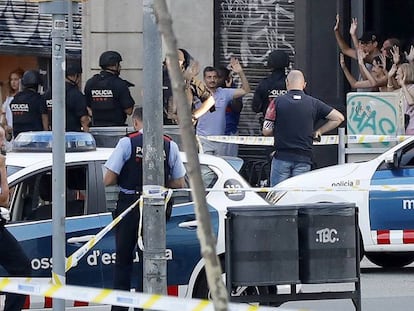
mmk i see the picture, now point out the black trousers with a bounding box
[111,193,142,311]
[0,226,32,311]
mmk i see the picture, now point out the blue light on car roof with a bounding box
[12,131,96,152]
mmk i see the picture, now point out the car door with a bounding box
[96,161,219,290]
[369,141,414,243]
[3,163,106,288]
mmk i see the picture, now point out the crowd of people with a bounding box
[335,14,414,134]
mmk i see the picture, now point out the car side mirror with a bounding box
[385,150,402,169]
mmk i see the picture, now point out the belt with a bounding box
[119,191,141,197]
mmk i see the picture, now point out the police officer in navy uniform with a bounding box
[252,50,289,126]
[0,126,32,311]
[44,62,91,132]
[84,51,135,126]
[103,107,185,311]
[10,70,48,137]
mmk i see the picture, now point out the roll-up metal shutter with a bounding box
[215,0,295,185]
[0,0,82,56]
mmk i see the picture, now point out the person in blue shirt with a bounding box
[196,58,250,155]
[103,107,185,311]
[216,66,243,156]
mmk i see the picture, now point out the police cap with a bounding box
[66,61,82,76]
[267,50,289,70]
[99,51,122,68]
[21,70,41,88]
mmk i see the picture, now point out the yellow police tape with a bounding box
[0,277,307,311]
[205,134,411,145]
[65,197,142,272]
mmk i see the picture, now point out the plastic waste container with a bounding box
[298,203,358,283]
[226,206,299,286]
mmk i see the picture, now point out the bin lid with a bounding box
[227,205,298,217]
[297,202,356,216]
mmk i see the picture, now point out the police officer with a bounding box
[0,126,32,311]
[103,107,185,311]
[252,50,289,125]
[44,62,91,132]
[84,51,135,126]
[10,70,48,137]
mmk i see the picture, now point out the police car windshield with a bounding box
[6,165,24,177]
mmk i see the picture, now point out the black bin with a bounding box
[298,203,358,283]
[226,206,299,286]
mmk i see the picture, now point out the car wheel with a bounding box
[192,268,279,306]
[365,252,414,268]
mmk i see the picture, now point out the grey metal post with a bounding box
[142,0,166,296]
[38,1,77,310]
[338,127,346,164]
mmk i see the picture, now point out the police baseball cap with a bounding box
[359,32,379,43]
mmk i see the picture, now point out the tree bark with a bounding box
[152,1,228,311]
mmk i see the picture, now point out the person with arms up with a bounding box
[0,125,32,311]
[164,48,215,124]
[10,70,48,137]
[196,58,250,155]
[84,51,135,126]
[103,107,186,311]
[44,61,91,132]
[262,70,344,186]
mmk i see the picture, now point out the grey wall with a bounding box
[82,0,213,125]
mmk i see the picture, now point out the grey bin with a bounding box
[298,203,358,284]
[226,206,299,286]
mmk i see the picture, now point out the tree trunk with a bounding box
[152,1,229,311]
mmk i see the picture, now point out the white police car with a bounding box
[2,132,268,308]
[267,135,414,268]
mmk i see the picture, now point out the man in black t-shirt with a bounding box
[262,70,344,186]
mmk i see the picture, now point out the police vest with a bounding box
[10,90,45,136]
[88,73,125,126]
[118,132,172,192]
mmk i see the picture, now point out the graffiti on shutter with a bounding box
[217,0,295,131]
[216,0,295,185]
[0,0,82,55]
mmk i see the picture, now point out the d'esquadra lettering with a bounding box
[403,199,414,210]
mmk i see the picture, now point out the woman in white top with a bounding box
[390,63,414,134]
[2,68,24,141]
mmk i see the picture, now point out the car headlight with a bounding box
[265,190,287,204]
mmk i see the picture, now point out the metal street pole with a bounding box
[39,1,78,310]
[142,0,166,296]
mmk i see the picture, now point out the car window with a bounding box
[10,166,89,222]
[101,163,218,209]
[400,146,414,167]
